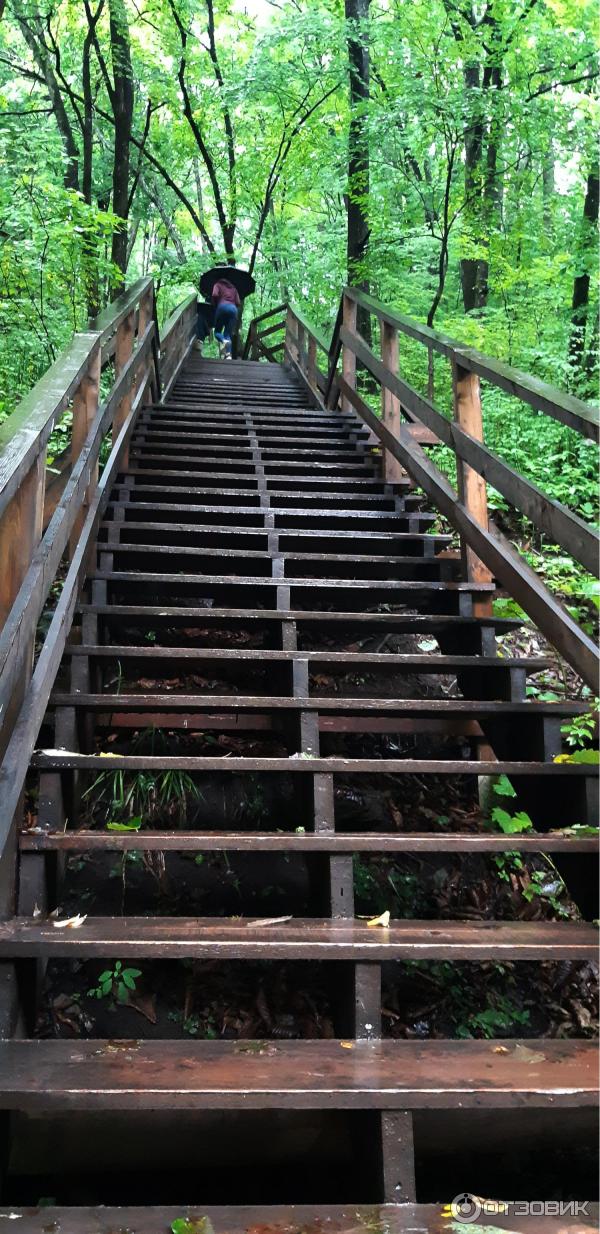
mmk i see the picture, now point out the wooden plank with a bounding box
[91,277,153,353]
[0,917,596,961]
[0,371,149,858]
[336,365,600,688]
[4,1205,598,1234]
[66,646,546,669]
[49,693,587,717]
[20,830,598,854]
[452,357,493,604]
[30,753,594,776]
[341,294,357,414]
[381,321,404,484]
[0,1037,594,1109]
[0,451,45,630]
[344,287,599,441]
[288,305,330,354]
[0,325,156,731]
[0,333,99,519]
[69,346,101,556]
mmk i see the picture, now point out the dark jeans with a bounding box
[214,301,239,342]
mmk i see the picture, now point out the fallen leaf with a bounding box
[367,910,390,928]
[340,1040,354,1049]
[52,914,87,929]
[513,1044,545,1064]
[251,915,293,928]
[493,1045,509,1054]
[99,752,120,759]
[127,991,157,1024]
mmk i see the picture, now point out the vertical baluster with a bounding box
[341,293,357,412]
[427,345,434,399]
[69,345,101,559]
[0,454,46,634]
[380,319,404,483]
[112,308,135,465]
[285,308,298,364]
[296,320,306,375]
[136,286,155,404]
[452,356,493,614]
[307,334,317,392]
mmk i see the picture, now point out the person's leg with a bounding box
[214,303,239,357]
[195,305,211,352]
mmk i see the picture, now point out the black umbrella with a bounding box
[199,266,256,300]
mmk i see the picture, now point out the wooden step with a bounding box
[49,694,587,717]
[77,603,518,632]
[1,916,596,960]
[31,753,593,776]
[20,829,598,854]
[65,645,547,672]
[0,1038,594,1110]
[3,1204,598,1234]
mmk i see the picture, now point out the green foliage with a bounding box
[491,807,533,835]
[88,960,142,1004]
[560,702,599,749]
[457,996,530,1040]
[171,1218,215,1234]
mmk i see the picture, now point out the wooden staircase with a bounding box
[0,316,597,1229]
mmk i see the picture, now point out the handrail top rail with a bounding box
[89,276,153,345]
[0,279,157,517]
[288,303,330,355]
[0,331,101,518]
[160,294,198,350]
[343,286,599,441]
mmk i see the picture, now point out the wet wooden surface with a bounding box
[3,1204,598,1234]
[0,1038,595,1110]
[0,917,597,961]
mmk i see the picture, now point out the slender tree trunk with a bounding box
[108,0,133,281]
[345,0,370,342]
[542,139,555,233]
[569,162,599,385]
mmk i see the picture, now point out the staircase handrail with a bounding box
[244,291,599,688]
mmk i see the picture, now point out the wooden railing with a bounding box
[0,279,198,868]
[246,291,599,689]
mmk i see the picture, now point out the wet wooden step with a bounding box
[89,571,493,593]
[31,752,593,776]
[49,693,587,717]
[21,829,598,854]
[0,1038,594,1110]
[1,916,596,960]
[65,645,547,671]
[3,1205,598,1234]
[77,603,518,633]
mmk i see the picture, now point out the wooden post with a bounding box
[307,334,317,392]
[135,286,153,402]
[341,294,357,412]
[113,308,135,464]
[452,355,494,614]
[285,308,297,364]
[0,453,46,632]
[380,319,405,484]
[69,346,101,559]
[427,345,434,399]
[296,320,306,375]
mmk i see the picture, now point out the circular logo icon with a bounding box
[450,1194,482,1223]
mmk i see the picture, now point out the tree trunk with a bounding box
[569,162,599,386]
[345,0,370,342]
[108,0,133,281]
